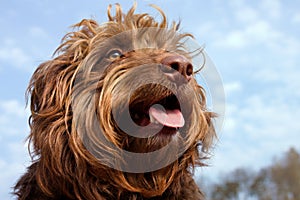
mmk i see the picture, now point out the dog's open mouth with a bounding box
[130,94,185,135]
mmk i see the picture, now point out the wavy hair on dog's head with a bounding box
[15,4,216,200]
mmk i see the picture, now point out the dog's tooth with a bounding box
[149,113,155,123]
[150,113,160,124]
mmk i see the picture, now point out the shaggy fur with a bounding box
[14,4,215,200]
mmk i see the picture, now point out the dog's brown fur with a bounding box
[14,4,215,200]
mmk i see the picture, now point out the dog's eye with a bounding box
[107,49,123,60]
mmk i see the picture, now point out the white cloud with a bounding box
[0,99,30,199]
[245,20,280,42]
[228,0,247,9]
[0,44,32,70]
[189,1,300,179]
[0,149,29,200]
[214,92,300,172]
[224,81,242,95]
[261,0,282,19]
[0,100,27,118]
[276,36,300,57]
[230,0,281,21]
[196,21,217,38]
[28,26,49,39]
[214,20,282,49]
[235,6,259,23]
[222,115,237,134]
[253,68,280,82]
[211,0,294,53]
[216,30,248,49]
[0,100,29,137]
[292,13,300,23]
[240,95,299,136]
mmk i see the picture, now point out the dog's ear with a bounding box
[27,19,99,156]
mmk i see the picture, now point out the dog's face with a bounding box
[27,4,215,197]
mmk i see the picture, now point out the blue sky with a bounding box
[1,0,300,199]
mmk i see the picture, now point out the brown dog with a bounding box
[14,4,215,200]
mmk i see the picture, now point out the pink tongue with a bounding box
[149,106,185,128]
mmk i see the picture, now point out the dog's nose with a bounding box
[161,55,193,84]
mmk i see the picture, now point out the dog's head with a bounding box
[27,4,215,198]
